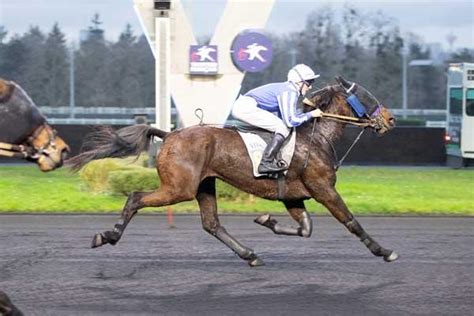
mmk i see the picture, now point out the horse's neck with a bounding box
[316,120,346,142]
[300,94,351,143]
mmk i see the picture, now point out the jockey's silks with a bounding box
[245,82,312,128]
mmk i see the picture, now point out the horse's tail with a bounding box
[66,124,168,172]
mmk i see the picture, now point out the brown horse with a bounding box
[0,78,69,172]
[68,77,398,266]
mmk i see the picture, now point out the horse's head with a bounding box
[27,124,70,172]
[303,76,395,135]
[0,78,70,172]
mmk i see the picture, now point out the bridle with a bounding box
[305,84,385,130]
[0,124,58,160]
[303,84,387,170]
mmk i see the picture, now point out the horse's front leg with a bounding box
[255,200,312,237]
[311,186,398,262]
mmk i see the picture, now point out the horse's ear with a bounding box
[0,79,10,98]
[0,79,14,102]
[335,76,352,89]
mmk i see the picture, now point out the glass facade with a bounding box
[466,89,474,116]
[449,88,462,115]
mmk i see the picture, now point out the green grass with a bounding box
[0,165,472,215]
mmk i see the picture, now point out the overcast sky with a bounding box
[0,0,473,50]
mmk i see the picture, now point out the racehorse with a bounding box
[68,76,398,266]
[0,290,23,316]
[0,78,69,172]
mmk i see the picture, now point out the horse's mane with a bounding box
[303,84,342,112]
[297,84,351,144]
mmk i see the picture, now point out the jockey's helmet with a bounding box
[287,64,320,85]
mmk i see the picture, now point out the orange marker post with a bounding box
[167,207,176,229]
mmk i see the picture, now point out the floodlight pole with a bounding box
[402,45,434,120]
[289,49,297,67]
[402,45,408,119]
[69,43,76,119]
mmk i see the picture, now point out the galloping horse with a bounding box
[68,76,398,266]
[0,78,69,172]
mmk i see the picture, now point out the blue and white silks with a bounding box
[245,82,312,128]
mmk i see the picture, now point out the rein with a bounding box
[321,112,376,128]
[303,119,317,169]
[0,143,31,158]
[302,83,384,171]
[325,128,366,170]
[0,124,56,159]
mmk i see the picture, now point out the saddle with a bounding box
[225,122,296,179]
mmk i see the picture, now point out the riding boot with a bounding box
[258,133,287,174]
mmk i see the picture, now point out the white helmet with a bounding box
[287,64,320,84]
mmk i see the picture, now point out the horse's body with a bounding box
[69,77,398,266]
[0,79,69,171]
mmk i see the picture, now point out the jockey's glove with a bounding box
[310,108,323,118]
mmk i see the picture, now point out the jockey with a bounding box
[231,64,323,174]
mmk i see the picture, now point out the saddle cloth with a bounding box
[238,130,296,178]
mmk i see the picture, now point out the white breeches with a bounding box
[231,95,290,138]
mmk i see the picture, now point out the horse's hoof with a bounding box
[91,233,104,248]
[248,257,265,267]
[384,251,399,262]
[254,214,270,225]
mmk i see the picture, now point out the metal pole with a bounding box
[155,14,171,131]
[402,46,408,119]
[289,49,297,67]
[69,43,75,118]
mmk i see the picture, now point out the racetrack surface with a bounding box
[0,215,473,315]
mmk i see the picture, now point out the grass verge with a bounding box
[0,165,472,215]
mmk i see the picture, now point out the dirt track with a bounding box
[0,214,473,315]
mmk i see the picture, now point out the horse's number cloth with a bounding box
[237,130,296,177]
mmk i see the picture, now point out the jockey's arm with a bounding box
[277,90,313,128]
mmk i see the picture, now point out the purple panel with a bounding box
[231,31,273,72]
[189,45,218,75]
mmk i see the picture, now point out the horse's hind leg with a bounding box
[197,177,264,267]
[254,200,312,237]
[311,186,398,262]
[91,185,195,248]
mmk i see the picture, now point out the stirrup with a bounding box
[258,159,288,173]
[258,164,285,174]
